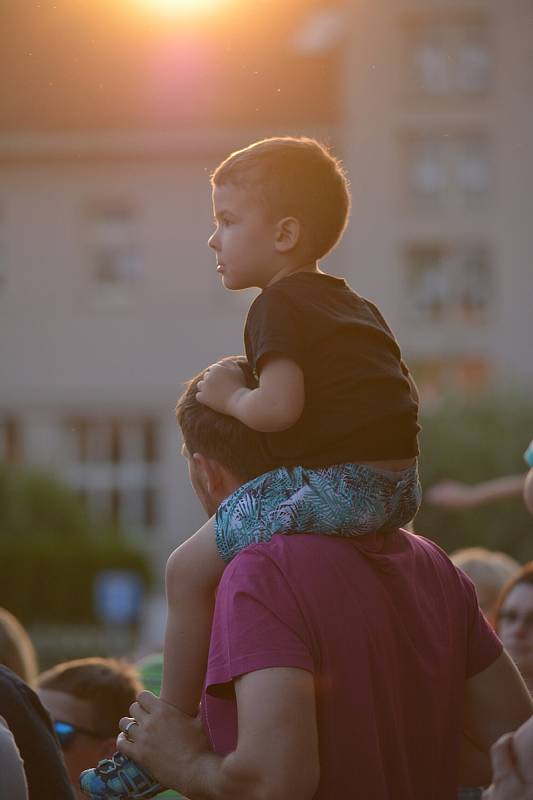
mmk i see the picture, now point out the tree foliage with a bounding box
[0,464,151,625]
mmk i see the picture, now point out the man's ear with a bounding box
[274,216,301,253]
[192,452,224,496]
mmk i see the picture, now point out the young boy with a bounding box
[81,137,421,799]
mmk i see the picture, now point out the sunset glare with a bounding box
[136,0,225,17]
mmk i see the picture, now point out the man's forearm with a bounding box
[174,749,301,800]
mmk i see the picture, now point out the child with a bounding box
[80,137,421,799]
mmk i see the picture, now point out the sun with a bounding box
[135,0,225,16]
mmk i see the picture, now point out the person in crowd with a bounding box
[0,714,29,800]
[0,606,39,685]
[494,564,533,693]
[475,444,533,800]
[0,664,75,800]
[81,357,532,800]
[482,716,533,799]
[524,441,533,514]
[82,134,422,798]
[36,657,142,800]
[450,548,520,619]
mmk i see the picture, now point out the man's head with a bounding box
[36,657,142,799]
[208,137,351,288]
[176,357,273,515]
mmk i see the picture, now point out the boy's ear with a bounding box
[274,216,301,253]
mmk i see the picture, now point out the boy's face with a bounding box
[208,183,279,290]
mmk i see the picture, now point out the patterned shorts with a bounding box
[215,461,422,563]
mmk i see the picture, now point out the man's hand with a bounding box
[117,691,208,793]
[482,733,533,800]
[196,361,248,416]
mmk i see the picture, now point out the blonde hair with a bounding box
[450,547,520,616]
[211,136,351,262]
[0,608,39,685]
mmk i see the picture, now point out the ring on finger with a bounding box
[123,719,139,742]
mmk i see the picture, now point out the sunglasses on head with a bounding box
[53,720,106,749]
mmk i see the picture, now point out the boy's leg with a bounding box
[221,463,422,539]
[80,518,225,799]
[161,516,225,714]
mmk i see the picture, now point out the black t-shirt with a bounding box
[244,272,420,467]
[0,666,75,800]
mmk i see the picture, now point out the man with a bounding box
[37,658,142,800]
[0,665,75,800]
[116,358,532,799]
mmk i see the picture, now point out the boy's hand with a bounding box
[196,361,248,415]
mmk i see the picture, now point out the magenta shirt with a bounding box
[201,531,502,799]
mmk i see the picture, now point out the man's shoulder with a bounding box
[222,529,467,594]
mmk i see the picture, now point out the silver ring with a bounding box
[123,719,138,742]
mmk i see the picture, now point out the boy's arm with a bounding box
[196,355,305,433]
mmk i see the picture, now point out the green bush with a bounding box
[0,464,151,625]
[417,391,533,562]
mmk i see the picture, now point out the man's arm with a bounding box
[459,651,533,786]
[118,667,319,800]
[426,476,526,510]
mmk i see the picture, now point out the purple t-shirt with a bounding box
[201,530,502,799]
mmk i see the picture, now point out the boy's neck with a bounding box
[265,261,320,288]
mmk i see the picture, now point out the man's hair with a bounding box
[211,136,351,261]
[36,657,142,737]
[175,357,274,483]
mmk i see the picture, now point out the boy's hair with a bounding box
[36,657,142,738]
[176,357,274,483]
[211,136,351,261]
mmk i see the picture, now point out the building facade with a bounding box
[1,0,532,582]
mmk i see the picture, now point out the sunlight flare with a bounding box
[135,0,226,17]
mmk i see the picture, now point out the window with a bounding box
[84,201,143,306]
[0,418,21,462]
[404,133,490,207]
[0,206,6,292]
[63,418,160,533]
[410,357,490,403]
[404,243,492,322]
[406,19,491,96]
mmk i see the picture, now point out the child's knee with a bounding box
[165,546,195,602]
[165,543,215,604]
